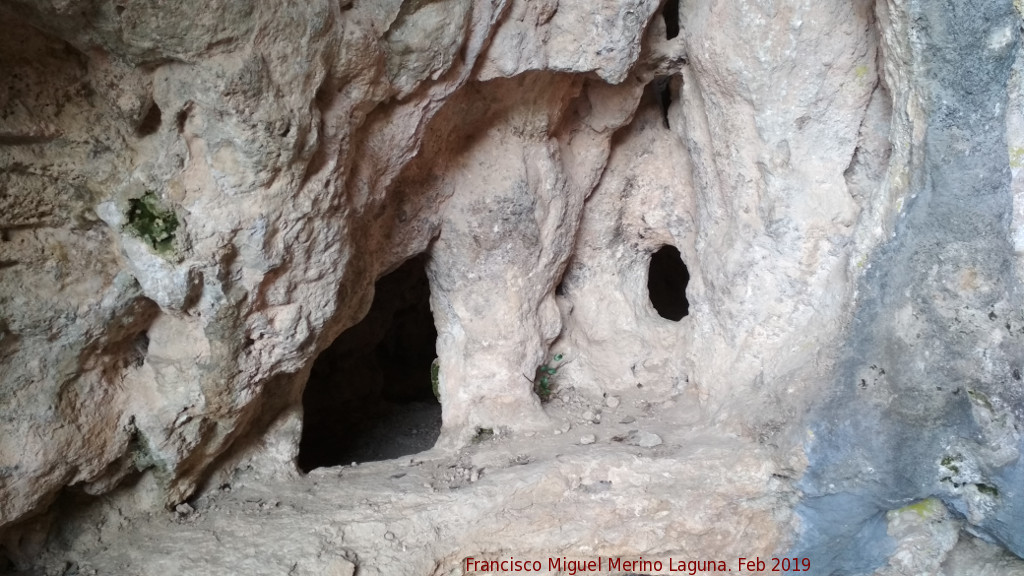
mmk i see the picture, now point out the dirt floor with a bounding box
[12,384,1024,576]
[13,383,768,575]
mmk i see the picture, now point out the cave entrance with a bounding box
[648,245,690,321]
[298,255,440,472]
[662,0,680,39]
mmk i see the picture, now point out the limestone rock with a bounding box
[0,0,1023,574]
[477,0,661,83]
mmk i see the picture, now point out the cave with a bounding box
[647,245,690,321]
[662,0,680,40]
[6,1,1024,573]
[297,255,441,472]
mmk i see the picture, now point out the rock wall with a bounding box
[1,0,1023,573]
[797,0,1024,570]
[0,0,661,533]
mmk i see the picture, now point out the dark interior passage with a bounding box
[648,245,690,321]
[298,255,440,472]
[656,76,672,128]
[662,0,680,39]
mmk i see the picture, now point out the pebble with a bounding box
[582,410,595,421]
[636,431,663,448]
[605,396,620,408]
[580,434,596,445]
[470,469,480,482]
[174,503,194,516]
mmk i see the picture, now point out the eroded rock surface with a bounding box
[795,0,1024,569]
[1,0,1023,574]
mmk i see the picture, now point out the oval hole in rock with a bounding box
[298,254,440,472]
[136,102,162,137]
[647,245,689,321]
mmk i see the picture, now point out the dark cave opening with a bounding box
[297,255,441,472]
[662,0,680,40]
[136,102,162,136]
[647,245,690,321]
[656,76,672,128]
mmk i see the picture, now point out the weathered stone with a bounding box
[0,0,1023,574]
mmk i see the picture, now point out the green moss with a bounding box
[898,497,943,518]
[977,483,999,497]
[126,192,178,252]
[1009,146,1024,169]
[941,455,961,474]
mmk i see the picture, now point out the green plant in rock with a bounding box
[125,422,166,475]
[940,455,961,475]
[126,191,179,252]
[939,453,970,489]
[533,353,565,401]
[976,483,999,497]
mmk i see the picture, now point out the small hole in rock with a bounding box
[115,4,125,15]
[648,245,690,321]
[657,77,672,128]
[136,103,162,137]
[662,0,680,39]
[130,331,149,367]
[175,108,189,133]
[298,254,440,472]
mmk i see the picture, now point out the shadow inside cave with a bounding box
[648,244,690,321]
[298,255,441,472]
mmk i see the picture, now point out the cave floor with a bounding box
[26,385,767,576]
[19,386,1024,576]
